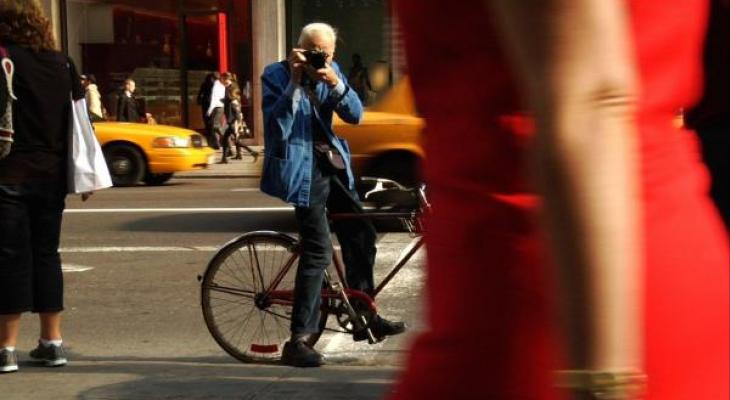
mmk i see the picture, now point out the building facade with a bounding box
[38,0,399,144]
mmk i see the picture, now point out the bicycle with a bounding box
[198,177,429,363]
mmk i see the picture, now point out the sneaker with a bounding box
[353,315,407,342]
[29,341,67,367]
[0,348,18,373]
[281,339,323,368]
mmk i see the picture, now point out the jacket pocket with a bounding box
[335,137,351,163]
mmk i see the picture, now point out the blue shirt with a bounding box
[260,61,363,206]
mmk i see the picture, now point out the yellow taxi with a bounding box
[334,77,424,186]
[93,122,215,186]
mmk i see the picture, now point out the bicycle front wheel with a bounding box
[200,231,327,363]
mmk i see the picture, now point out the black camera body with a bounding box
[303,49,327,69]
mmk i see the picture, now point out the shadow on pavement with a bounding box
[9,354,396,400]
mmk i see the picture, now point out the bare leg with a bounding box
[39,312,62,341]
[0,314,21,347]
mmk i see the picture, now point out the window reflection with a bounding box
[65,0,252,132]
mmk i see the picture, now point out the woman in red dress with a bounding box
[391,0,729,399]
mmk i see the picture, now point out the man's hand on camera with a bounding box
[0,139,11,160]
[313,64,339,88]
[287,49,307,85]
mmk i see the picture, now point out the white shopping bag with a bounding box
[68,98,112,193]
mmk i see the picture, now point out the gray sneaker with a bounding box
[29,341,67,367]
[0,348,18,373]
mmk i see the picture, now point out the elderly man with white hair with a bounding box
[260,22,406,367]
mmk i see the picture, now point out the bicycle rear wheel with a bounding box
[201,231,328,363]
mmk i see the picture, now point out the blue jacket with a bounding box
[260,61,363,207]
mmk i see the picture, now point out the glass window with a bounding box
[65,0,252,131]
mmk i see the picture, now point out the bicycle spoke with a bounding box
[249,242,266,290]
[208,295,254,305]
[270,306,290,342]
[219,303,258,343]
[202,234,318,362]
[210,302,253,320]
[206,285,256,298]
[218,249,250,290]
[230,247,254,288]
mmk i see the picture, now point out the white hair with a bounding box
[297,22,337,47]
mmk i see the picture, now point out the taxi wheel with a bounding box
[104,144,146,187]
[144,173,174,186]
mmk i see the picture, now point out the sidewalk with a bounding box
[176,147,263,179]
[1,360,398,400]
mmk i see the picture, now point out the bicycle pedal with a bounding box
[352,328,382,344]
[330,281,344,292]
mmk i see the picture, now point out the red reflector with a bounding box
[250,344,279,353]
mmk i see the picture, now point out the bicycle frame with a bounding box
[329,211,425,299]
[261,181,429,319]
[200,180,430,355]
[259,214,424,316]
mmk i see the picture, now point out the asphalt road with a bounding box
[1,178,426,400]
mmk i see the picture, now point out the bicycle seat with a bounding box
[362,177,420,211]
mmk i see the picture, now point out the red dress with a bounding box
[392,1,729,399]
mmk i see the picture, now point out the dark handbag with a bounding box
[314,142,346,171]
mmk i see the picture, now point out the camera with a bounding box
[303,49,328,69]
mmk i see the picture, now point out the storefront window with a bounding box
[65,0,252,131]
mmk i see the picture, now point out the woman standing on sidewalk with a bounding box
[0,0,85,373]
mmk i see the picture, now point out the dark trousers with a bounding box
[291,158,377,334]
[207,107,224,149]
[202,108,213,144]
[0,182,66,314]
[221,126,239,161]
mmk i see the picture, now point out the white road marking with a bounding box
[322,329,351,354]
[61,264,94,272]
[63,207,294,214]
[230,188,261,192]
[320,245,425,357]
[59,246,219,253]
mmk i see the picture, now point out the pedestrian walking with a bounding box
[347,53,372,104]
[0,0,91,373]
[196,71,218,147]
[205,73,226,149]
[391,0,729,399]
[219,72,258,163]
[260,22,406,368]
[81,74,104,121]
[115,78,141,122]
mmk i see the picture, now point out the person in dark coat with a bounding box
[116,78,141,122]
[0,0,88,373]
[197,72,219,142]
